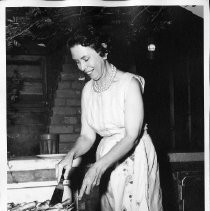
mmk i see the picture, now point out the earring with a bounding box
[101,43,107,49]
[103,53,108,60]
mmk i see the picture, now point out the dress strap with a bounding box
[144,123,148,134]
[123,72,145,99]
[135,74,145,93]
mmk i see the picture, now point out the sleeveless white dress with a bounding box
[82,72,163,211]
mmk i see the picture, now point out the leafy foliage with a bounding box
[7,70,24,125]
[7,70,24,104]
[6,7,172,51]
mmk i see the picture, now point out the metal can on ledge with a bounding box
[40,134,59,154]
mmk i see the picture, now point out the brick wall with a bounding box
[7,55,48,156]
[49,60,86,153]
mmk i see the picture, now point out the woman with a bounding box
[56,26,163,211]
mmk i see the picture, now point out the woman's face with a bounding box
[70,44,105,80]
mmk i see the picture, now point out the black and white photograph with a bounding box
[0,0,209,211]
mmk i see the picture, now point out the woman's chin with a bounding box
[88,75,94,80]
[90,75,99,81]
[85,73,93,79]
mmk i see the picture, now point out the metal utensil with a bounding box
[49,169,65,207]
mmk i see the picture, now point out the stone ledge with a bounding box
[7,156,81,172]
[7,181,57,204]
[7,153,203,172]
[7,169,56,184]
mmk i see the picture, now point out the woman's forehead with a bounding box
[70,44,96,59]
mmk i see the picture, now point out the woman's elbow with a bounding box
[125,133,139,146]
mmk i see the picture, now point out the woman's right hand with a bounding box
[56,152,75,182]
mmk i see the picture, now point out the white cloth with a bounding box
[82,72,163,211]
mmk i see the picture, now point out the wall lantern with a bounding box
[147,39,156,60]
[148,43,156,52]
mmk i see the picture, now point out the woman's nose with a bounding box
[80,61,86,72]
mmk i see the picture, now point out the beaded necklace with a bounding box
[93,64,117,93]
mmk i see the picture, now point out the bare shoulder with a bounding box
[114,70,141,90]
[127,76,142,93]
[114,69,125,81]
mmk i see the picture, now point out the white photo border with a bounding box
[0,1,209,211]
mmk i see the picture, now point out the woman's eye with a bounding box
[84,58,89,62]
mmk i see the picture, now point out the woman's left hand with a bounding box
[78,162,106,199]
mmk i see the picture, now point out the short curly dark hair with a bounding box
[67,25,111,57]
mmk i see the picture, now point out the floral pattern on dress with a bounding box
[129,153,135,161]
[120,156,135,210]
[125,175,133,186]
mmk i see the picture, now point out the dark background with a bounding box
[6,6,204,156]
[6,6,205,211]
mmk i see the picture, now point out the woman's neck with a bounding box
[93,62,117,93]
[96,61,111,87]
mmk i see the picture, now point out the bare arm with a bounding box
[56,88,96,180]
[79,77,144,198]
[67,109,96,160]
[96,77,143,169]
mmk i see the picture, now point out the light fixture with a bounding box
[148,43,156,52]
[147,37,156,60]
[37,43,46,47]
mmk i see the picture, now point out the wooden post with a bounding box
[186,59,192,146]
[169,66,176,150]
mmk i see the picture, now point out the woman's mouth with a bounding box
[85,69,94,75]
